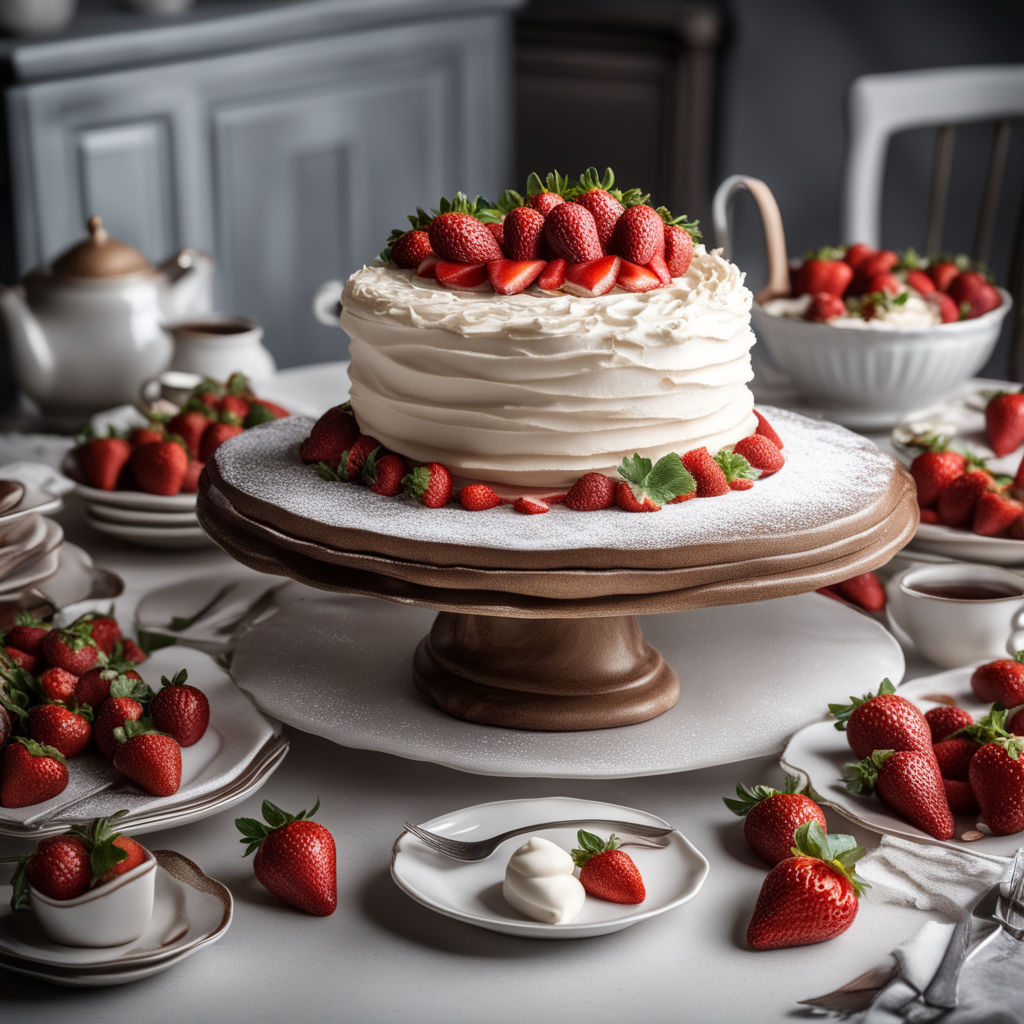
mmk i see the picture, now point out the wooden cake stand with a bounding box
[197,409,918,731]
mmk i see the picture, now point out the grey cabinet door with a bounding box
[7,12,513,368]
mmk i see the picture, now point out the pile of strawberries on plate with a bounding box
[789,245,1002,324]
[0,611,209,807]
[833,674,1024,841]
[73,373,289,497]
[301,403,787,515]
[382,167,700,297]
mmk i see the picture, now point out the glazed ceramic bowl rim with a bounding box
[29,849,156,908]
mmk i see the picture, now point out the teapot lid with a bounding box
[50,215,152,278]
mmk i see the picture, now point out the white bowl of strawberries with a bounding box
[753,246,1012,415]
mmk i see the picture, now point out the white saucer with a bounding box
[84,511,211,550]
[780,668,1019,862]
[908,521,1024,567]
[0,850,231,986]
[86,502,199,527]
[391,796,709,939]
[0,519,63,595]
[0,481,63,527]
[230,588,905,778]
[0,645,287,838]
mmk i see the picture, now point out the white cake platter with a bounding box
[229,589,905,778]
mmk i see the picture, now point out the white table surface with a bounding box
[0,363,952,1021]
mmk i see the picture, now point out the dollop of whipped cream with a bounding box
[760,292,942,329]
[341,246,759,489]
[503,836,586,925]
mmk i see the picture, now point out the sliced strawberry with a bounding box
[929,292,961,323]
[460,484,501,511]
[562,256,621,298]
[537,258,567,291]
[487,259,546,296]
[804,293,846,322]
[753,411,784,449]
[906,269,936,296]
[616,260,663,293]
[646,253,671,285]
[513,497,549,515]
[416,254,439,279]
[435,261,489,292]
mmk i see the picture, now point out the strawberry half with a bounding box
[562,256,621,298]
[537,258,567,291]
[487,259,546,296]
[434,261,489,292]
[616,260,662,293]
[615,453,695,512]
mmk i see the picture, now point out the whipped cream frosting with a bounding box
[342,247,758,489]
[502,837,586,924]
[761,292,943,329]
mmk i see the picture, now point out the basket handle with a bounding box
[711,175,791,303]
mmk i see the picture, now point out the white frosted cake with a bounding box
[341,245,757,490]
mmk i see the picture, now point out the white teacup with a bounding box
[894,564,1024,669]
[163,315,276,388]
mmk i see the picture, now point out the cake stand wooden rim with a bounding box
[203,411,913,572]
[202,475,917,600]
[196,480,919,618]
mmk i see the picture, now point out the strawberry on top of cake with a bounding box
[337,168,760,494]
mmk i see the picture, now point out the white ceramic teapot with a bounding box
[0,215,213,418]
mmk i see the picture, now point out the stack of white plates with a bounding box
[76,482,208,550]
[0,480,65,599]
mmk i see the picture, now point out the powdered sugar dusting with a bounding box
[208,407,899,554]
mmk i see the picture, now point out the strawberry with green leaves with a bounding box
[43,622,101,676]
[112,718,182,797]
[793,247,854,298]
[681,447,729,497]
[236,798,337,916]
[75,430,132,491]
[149,669,209,748]
[526,169,571,216]
[985,391,1024,457]
[130,437,190,495]
[360,450,407,497]
[428,194,503,264]
[746,822,866,950]
[299,404,360,465]
[615,453,695,512]
[4,613,50,657]
[28,702,93,759]
[964,708,1024,835]
[570,830,645,904]
[94,674,151,758]
[723,776,826,866]
[0,737,69,807]
[315,436,380,484]
[828,678,933,759]
[402,462,452,508]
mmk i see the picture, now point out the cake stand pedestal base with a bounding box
[413,613,678,731]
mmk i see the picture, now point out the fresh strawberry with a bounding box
[753,411,784,449]
[616,260,663,293]
[42,624,100,676]
[72,615,119,656]
[944,778,979,814]
[723,776,827,866]
[680,447,729,497]
[130,438,190,495]
[236,798,337,915]
[570,830,645,904]
[402,463,453,508]
[5,617,50,656]
[906,268,936,296]
[16,834,91,903]
[828,678,933,759]
[118,639,146,666]
[610,205,664,265]
[971,652,1024,705]
[428,211,503,264]
[112,719,182,797]
[502,206,546,261]
[28,703,93,759]
[949,271,1001,319]
[527,171,569,216]
[746,822,865,950]
[460,483,501,511]
[845,748,954,840]
[864,272,903,296]
[299,405,360,465]
[968,720,1024,835]
[243,400,290,427]
[929,292,961,323]
[487,259,546,295]
[646,252,671,285]
[4,647,37,674]
[512,497,549,515]
[564,472,616,512]
[932,736,978,781]
[663,223,694,277]
[729,478,754,491]
[803,292,847,322]
[909,448,967,507]
[543,203,603,263]
[855,249,899,284]
[843,243,875,269]
[74,667,142,709]
[573,190,624,250]
[76,436,132,491]
[181,459,204,493]
[128,423,165,448]
[986,392,1024,456]
[167,410,214,459]
[95,694,145,759]
[925,705,973,743]
[794,256,853,298]
[562,256,621,297]
[919,507,942,524]
[833,572,886,612]
[1009,706,1024,735]
[486,222,504,248]
[615,453,695,512]
[937,470,993,529]
[928,260,962,292]
[435,260,489,291]
[0,737,68,807]
[732,435,784,477]
[536,258,567,291]
[39,667,79,703]
[149,668,209,748]
[974,491,1023,537]
[714,449,760,489]
[361,451,407,497]
[389,229,433,269]
[530,192,564,215]
[98,835,147,883]
[62,811,149,887]
[416,254,438,278]
[315,435,380,484]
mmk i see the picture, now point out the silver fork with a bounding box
[401,819,675,861]
[994,847,1024,939]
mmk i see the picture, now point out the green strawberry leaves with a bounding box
[792,821,869,897]
[236,798,322,857]
[525,169,573,199]
[14,736,65,763]
[617,453,695,506]
[842,749,895,796]
[70,809,132,885]
[953,706,1024,759]
[716,449,759,482]
[828,678,897,730]
[723,774,806,816]
[570,829,621,868]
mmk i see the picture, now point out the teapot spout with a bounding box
[158,249,214,319]
[0,283,56,396]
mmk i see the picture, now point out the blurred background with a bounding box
[0,0,1021,413]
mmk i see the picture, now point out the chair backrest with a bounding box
[841,65,1024,374]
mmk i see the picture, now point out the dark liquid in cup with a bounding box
[175,322,250,335]
[909,582,1023,600]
